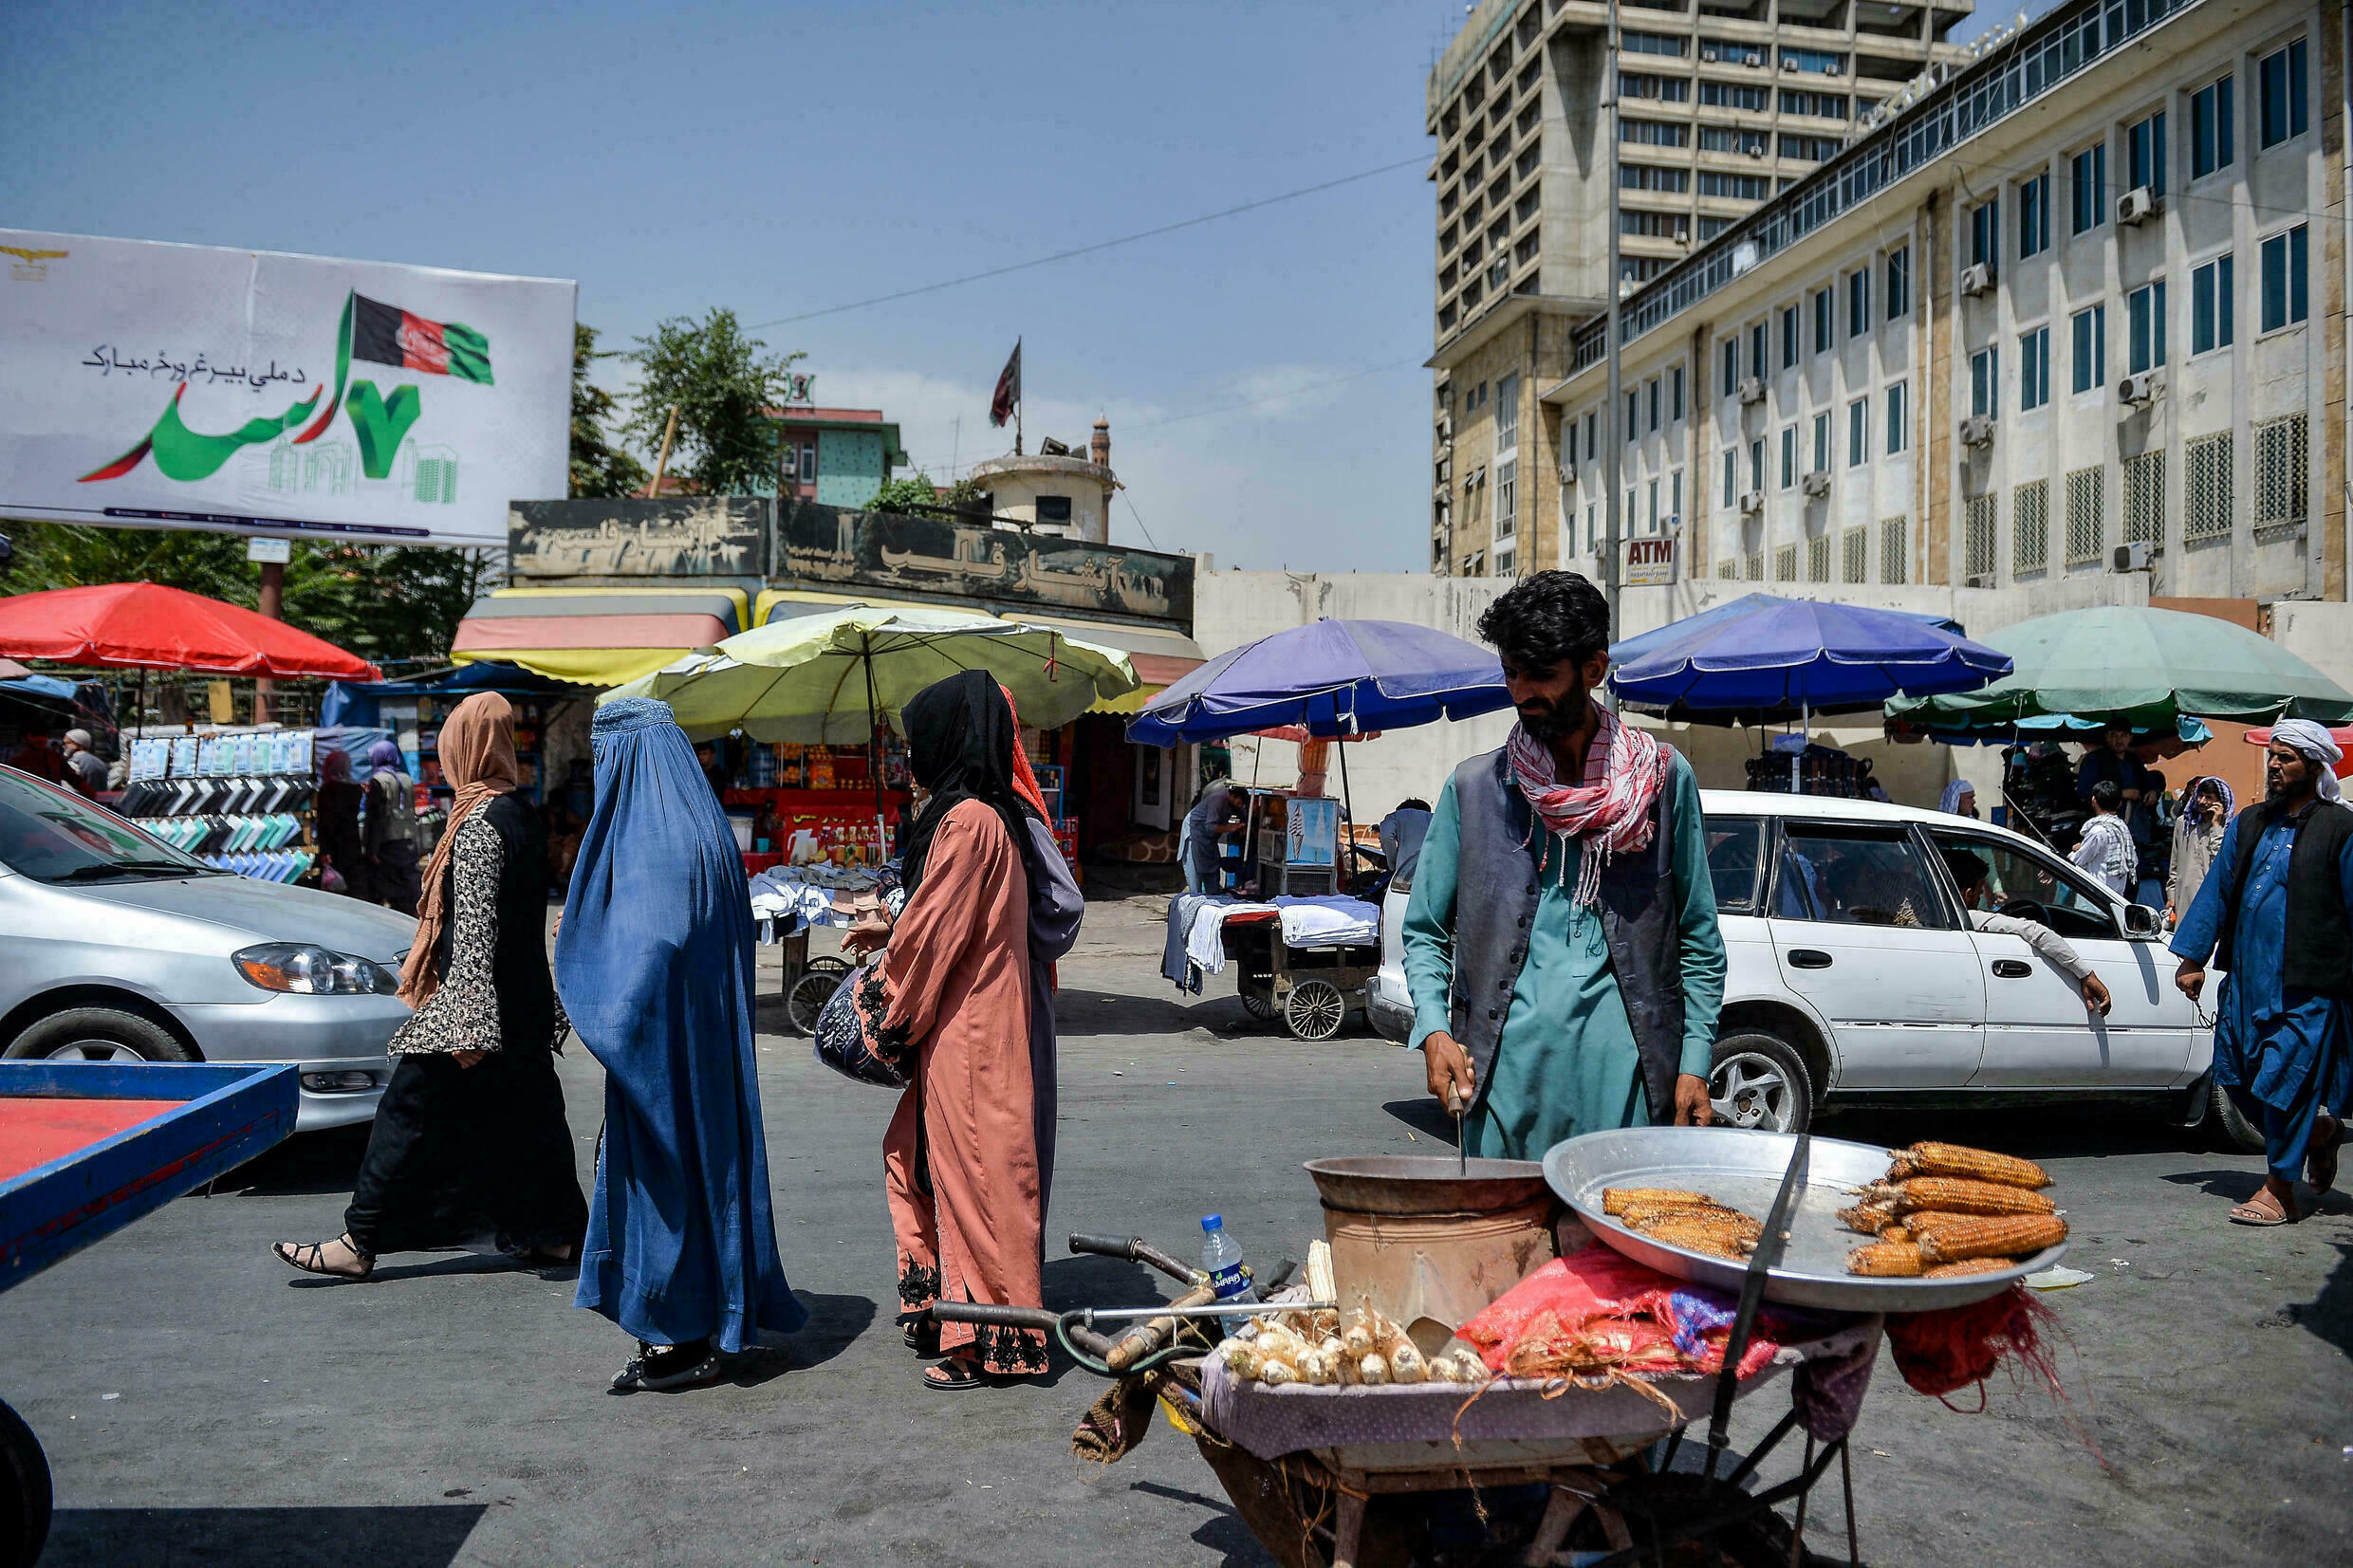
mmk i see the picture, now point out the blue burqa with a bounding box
[555,698,805,1352]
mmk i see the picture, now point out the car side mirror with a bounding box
[2121,903,2161,939]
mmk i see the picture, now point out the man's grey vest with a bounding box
[1446,746,1687,1121]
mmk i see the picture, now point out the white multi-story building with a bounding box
[1543,0,2342,618]
[1426,0,1976,577]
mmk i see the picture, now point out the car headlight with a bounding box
[232,943,402,996]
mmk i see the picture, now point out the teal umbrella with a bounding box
[1887,605,2353,729]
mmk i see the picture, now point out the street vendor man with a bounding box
[1403,571,1725,1159]
[2171,719,2353,1226]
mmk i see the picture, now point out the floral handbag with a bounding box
[810,963,911,1088]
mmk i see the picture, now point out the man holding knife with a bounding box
[1401,572,1726,1160]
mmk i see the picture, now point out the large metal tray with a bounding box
[1544,1127,2067,1313]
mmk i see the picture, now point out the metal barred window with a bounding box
[2254,415,2309,536]
[1964,495,1997,581]
[2065,468,2103,563]
[1746,550,1765,581]
[1880,516,1908,584]
[2121,452,2165,545]
[2012,479,2049,573]
[1807,533,1831,582]
[1775,543,1799,581]
[1718,557,1739,579]
[2184,434,2233,541]
[1843,526,1867,583]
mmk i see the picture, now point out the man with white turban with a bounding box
[2171,719,2353,1224]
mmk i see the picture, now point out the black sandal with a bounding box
[923,1356,986,1392]
[901,1319,941,1357]
[271,1236,374,1281]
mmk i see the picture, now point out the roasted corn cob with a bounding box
[1603,1187,1712,1216]
[1886,1142,2052,1190]
[1640,1215,1756,1260]
[1923,1257,2014,1278]
[1887,1177,2057,1217]
[1837,1201,1899,1235]
[1845,1242,1925,1277]
[1915,1213,2067,1263]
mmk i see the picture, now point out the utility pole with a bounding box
[1603,0,1624,655]
[247,535,290,724]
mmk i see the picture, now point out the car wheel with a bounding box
[0,1398,51,1568]
[1709,1030,1812,1134]
[5,1006,195,1064]
[2208,1076,2267,1155]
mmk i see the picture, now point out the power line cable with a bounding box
[744,155,1427,328]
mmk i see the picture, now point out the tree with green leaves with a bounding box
[865,473,986,517]
[624,308,804,496]
[570,323,648,499]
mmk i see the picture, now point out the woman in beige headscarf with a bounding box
[273,692,586,1280]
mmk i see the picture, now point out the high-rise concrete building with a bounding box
[1427,0,1974,579]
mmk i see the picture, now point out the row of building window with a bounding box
[1726,248,1912,390]
[1714,517,1912,586]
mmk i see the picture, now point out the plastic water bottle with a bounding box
[1199,1214,1257,1337]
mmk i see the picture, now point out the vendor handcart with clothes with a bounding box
[1136,619,1518,1043]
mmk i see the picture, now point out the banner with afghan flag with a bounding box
[0,229,571,548]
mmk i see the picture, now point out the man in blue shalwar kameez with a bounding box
[2171,720,2353,1226]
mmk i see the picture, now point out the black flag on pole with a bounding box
[989,339,1021,428]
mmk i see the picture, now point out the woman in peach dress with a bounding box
[850,672,1066,1389]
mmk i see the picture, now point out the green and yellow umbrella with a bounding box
[602,603,1139,744]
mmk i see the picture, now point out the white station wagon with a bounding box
[1367,789,2253,1151]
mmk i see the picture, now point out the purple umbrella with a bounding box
[1124,619,1510,747]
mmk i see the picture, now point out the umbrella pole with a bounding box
[862,633,886,853]
[1794,699,1808,794]
[1333,693,1358,887]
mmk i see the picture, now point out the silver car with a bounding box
[0,764,413,1131]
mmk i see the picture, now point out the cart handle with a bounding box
[1068,1232,1207,1287]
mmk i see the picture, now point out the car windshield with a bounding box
[0,766,216,883]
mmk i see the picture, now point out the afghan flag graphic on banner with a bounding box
[349,295,493,384]
[81,290,492,485]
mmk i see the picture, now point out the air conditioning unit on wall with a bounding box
[1959,263,1993,297]
[2118,370,2164,405]
[1737,376,1767,405]
[1801,470,1832,497]
[1738,489,1766,514]
[2117,186,2158,225]
[1958,415,1996,447]
[2112,541,2151,572]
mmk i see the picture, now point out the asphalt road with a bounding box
[2,895,2347,1566]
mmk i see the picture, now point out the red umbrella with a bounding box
[2243,724,2353,780]
[0,581,382,681]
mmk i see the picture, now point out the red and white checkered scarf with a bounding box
[1507,705,1670,906]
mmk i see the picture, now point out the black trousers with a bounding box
[361,839,422,915]
[344,1044,587,1257]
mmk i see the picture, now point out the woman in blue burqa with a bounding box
[555,697,805,1392]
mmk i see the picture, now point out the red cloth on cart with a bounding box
[0,1098,181,1183]
[1458,1247,1795,1380]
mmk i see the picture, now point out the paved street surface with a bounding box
[3,894,2347,1566]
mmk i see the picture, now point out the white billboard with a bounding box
[0,231,573,548]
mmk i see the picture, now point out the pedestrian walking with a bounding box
[361,739,422,913]
[840,671,1062,1389]
[313,748,365,897]
[2171,721,2353,1226]
[555,696,803,1393]
[2070,779,2138,898]
[2167,775,2233,924]
[1403,571,1726,1160]
[59,729,107,797]
[272,692,586,1282]
[1178,779,1246,894]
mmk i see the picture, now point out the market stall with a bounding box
[1133,620,1510,1038]
[0,582,381,885]
[948,1128,2073,1566]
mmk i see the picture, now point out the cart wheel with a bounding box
[1239,989,1275,1022]
[787,968,850,1036]
[0,1399,50,1568]
[805,955,850,976]
[1282,980,1346,1042]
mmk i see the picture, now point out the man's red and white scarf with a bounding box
[1507,705,1670,906]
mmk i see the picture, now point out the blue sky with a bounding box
[6,1,2038,570]
[5,0,1477,570]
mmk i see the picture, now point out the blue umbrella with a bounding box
[1611,598,2011,718]
[1607,592,1965,670]
[1125,619,1510,747]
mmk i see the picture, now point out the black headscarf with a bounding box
[899,671,1045,897]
